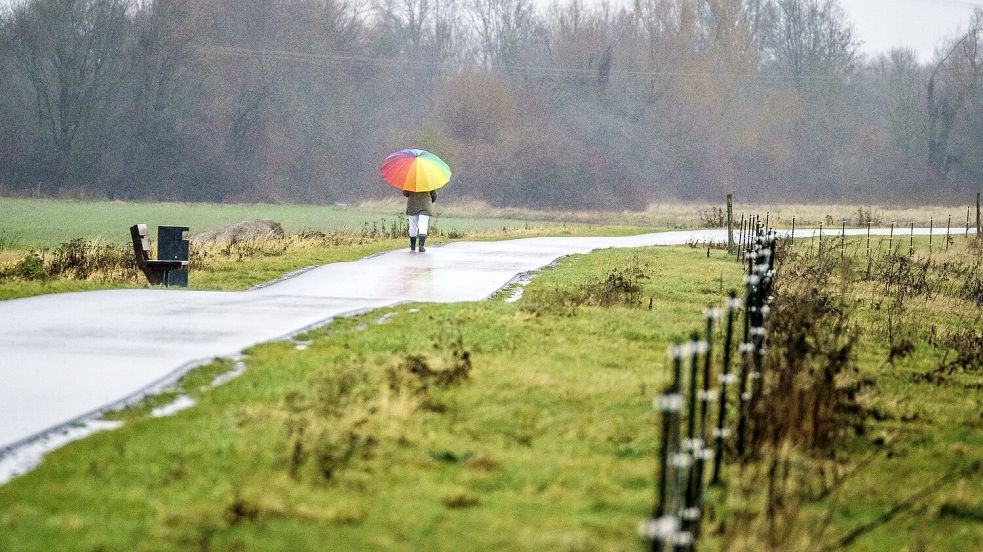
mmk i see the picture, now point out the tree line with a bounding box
[0,0,981,209]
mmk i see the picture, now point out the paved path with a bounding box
[0,227,953,453]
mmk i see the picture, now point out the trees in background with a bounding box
[0,0,981,207]
[927,10,983,196]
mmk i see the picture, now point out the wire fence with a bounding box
[642,195,981,550]
[644,221,778,551]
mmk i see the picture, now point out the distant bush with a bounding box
[698,206,726,228]
[8,252,48,280]
[526,258,649,312]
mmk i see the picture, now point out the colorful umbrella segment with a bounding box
[381,149,452,192]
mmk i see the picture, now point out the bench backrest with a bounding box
[129,224,152,267]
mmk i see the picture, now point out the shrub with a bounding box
[11,251,48,280]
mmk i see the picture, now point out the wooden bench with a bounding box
[130,224,189,287]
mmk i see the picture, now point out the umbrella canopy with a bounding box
[381,149,451,192]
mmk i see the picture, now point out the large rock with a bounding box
[190,219,284,245]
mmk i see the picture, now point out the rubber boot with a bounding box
[410,237,417,251]
[418,235,427,252]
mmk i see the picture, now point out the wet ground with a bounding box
[0,228,948,455]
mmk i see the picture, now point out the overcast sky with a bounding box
[0,0,980,63]
[841,0,983,62]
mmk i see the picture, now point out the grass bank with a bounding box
[1,237,980,550]
[0,224,654,302]
[699,235,983,550]
[0,245,743,551]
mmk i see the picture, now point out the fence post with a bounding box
[866,222,871,259]
[727,194,734,253]
[929,218,934,254]
[909,222,915,257]
[735,252,755,459]
[946,215,951,251]
[649,347,686,552]
[977,192,981,235]
[968,206,972,237]
[711,293,738,486]
[688,309,718,537]
[747,244,771,451]
[790,217,795,245]
[840,219,846,260]
[866,222,872,277]
[889,222,895,253]
[685,334,701,452]
[818,222,824,256]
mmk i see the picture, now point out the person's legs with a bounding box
[408,215,419,251]
[417,214,430,252]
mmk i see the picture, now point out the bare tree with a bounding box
[926,9,983,189]
[466,0,536,66]
[768,0,857,89]
[3,0,129,192]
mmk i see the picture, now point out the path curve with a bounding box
[0,228,956,454]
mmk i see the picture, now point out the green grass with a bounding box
[0,197,587,248]
[0,245,743,551]
[702,236,983,550]
[2,230,980,550]
[0,224,656,302]
[0,196,660,301]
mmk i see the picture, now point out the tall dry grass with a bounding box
[358,198,977,229]
[0,223,589,286]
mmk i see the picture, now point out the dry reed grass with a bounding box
[358,198,976,229]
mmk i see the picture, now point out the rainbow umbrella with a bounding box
[380,149,451,192]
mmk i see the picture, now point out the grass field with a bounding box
[0,196,661,301]
[0,245,744,551]
[0,198,569,248]
[1,196,981,550]
[2,197,975,249]
[700,235,983,550]
[1,235,980,550]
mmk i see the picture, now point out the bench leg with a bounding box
[163,268,188,288]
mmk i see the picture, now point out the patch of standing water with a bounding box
[504,273,534,303]
[207,360,247,388]
[376,312,399,324]
[294,341,312,351]
[0,420,123,484]
[150,395,196,418]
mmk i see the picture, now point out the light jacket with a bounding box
[404,190,437,215]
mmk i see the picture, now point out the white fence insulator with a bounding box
[655,393,685,412]
[682,438,704,451]
[673,530,694,546]
[704,307,723,320]
[670,453,694,469]
[695,448,715,461]
[642,515,680,539]
[681,507,701,521]
[698,389,718,402]
[712,427,732,439]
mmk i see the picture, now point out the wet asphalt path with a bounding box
[0,228,950,453]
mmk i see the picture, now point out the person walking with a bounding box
[405,189,436,252]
